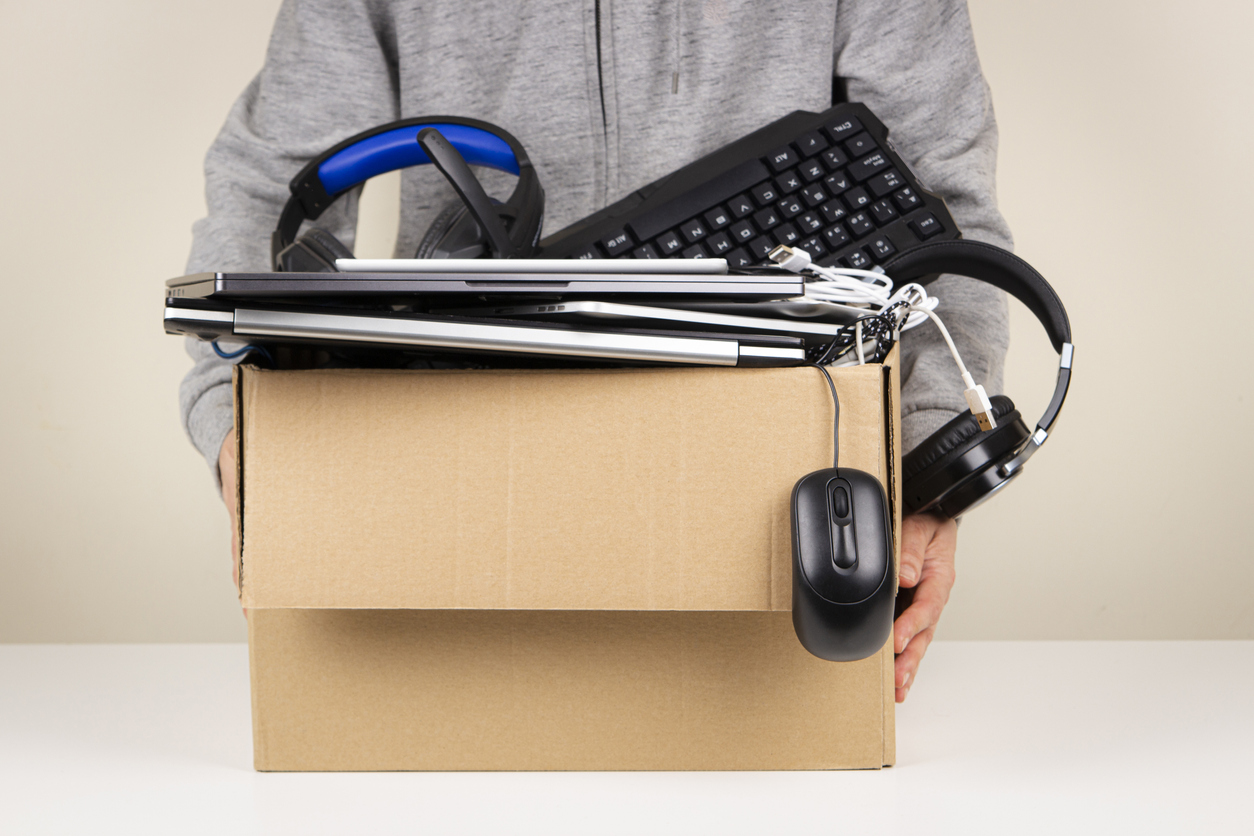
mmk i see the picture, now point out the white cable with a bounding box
[769,246,994,428]
[908,304,997,431]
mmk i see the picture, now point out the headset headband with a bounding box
[882,239,1074,477]
[272,116,540,263]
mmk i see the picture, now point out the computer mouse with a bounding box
[791,467,895,661]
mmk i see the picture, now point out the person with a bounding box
[181,0,1010,703]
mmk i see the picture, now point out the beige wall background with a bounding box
[0,1,1249,642]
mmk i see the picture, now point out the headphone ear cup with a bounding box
[274,227,353,272]
[416,202,499,259]
[901,395,1029,516]
[415,203,467,258]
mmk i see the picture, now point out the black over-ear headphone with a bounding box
[882,239,1074,519]
[272,116,544,271]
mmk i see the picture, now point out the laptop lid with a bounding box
[164,299,806,368]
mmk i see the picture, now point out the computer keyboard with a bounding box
[537,103,959,269]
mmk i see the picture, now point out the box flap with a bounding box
[239,363,893,610]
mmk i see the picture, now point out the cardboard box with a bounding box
[235,358,902,771]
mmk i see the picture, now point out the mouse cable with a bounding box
[811,362,840,469]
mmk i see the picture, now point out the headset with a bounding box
[882,239,1073,519]
[271,116,544,271]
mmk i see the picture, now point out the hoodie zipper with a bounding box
[593,0,609,135]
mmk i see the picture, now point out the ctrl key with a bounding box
[909,212,943,239]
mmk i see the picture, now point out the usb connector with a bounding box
[768,244,812,273]
[962,373,997,431]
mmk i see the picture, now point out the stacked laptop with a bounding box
[161,257,842,368]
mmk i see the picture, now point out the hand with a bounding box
[218,429,241,596]
[893,512,957,702]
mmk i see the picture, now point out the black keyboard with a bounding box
[538,103,959,269]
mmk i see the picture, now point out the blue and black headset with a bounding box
[272,116,544,271]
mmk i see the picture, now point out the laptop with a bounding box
[432,299,859,346]
[165,267,804,301]
[164,298,808,368]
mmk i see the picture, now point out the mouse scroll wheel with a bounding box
[831,486,850,519]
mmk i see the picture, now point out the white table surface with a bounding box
[1,641,1248,835]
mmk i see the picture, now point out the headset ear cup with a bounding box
[415,203,467,258]
[901,395,1029,516]
[274,227,354,272]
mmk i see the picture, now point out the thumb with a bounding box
[898,514,936,588]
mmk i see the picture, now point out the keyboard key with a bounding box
[849,152,889,181]
[847,211,875,237]
[909,212,944,238]
[679,218,707,243]
[777,195,805,218]
[893,187,922,212]
[772,223,801,246]
[798,158,826,182]
[824,171,851,196]
[729,219,756,243]
[795,130,829,157]
[867,235,897,261]
[797,236,827,259]
[800,183,827,207]
[655,230,683,254]
[824,116,863,143]
[752,207,780,231]
[843,186,872,211]
[726,247,754,268]
[766,145,799,173]
[751,181,779,206]
[844,249,872,269]
[704,206,732,230]
[823,225,851,250]
[706,231,733,254]
[775,170,804,194]
[601,228,633,255]
[682,243,709,258]
[747,235,774,260]
[821,147,849,171]
[867,168,906,197]
[572,244,601,259]
[844,132,877,158]
[819,200,848,224]
[797,211,824,234]
[728,193,756,218]
[869,199,898,225]
[632,243,660,259]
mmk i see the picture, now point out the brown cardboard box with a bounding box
[235,358,901,771]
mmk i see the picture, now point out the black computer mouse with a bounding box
[791,467,895,661]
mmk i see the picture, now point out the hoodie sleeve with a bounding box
[179,0,400,484]
[833,0,1012,455]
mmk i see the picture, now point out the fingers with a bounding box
[894,554,955,654]
[892,513,958,698]
[897,512,946,588]
[895,625,935,702]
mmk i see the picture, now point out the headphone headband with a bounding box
[272,116,540,264]
[882,239,1071,352]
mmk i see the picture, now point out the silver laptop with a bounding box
[165,269,803,301]
[433,299,859,345]
[164,299,807,368]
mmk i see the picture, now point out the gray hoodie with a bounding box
[181,0,1010,481]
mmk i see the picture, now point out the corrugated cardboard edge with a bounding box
[231,365,245,602]
[881,346,901,767]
